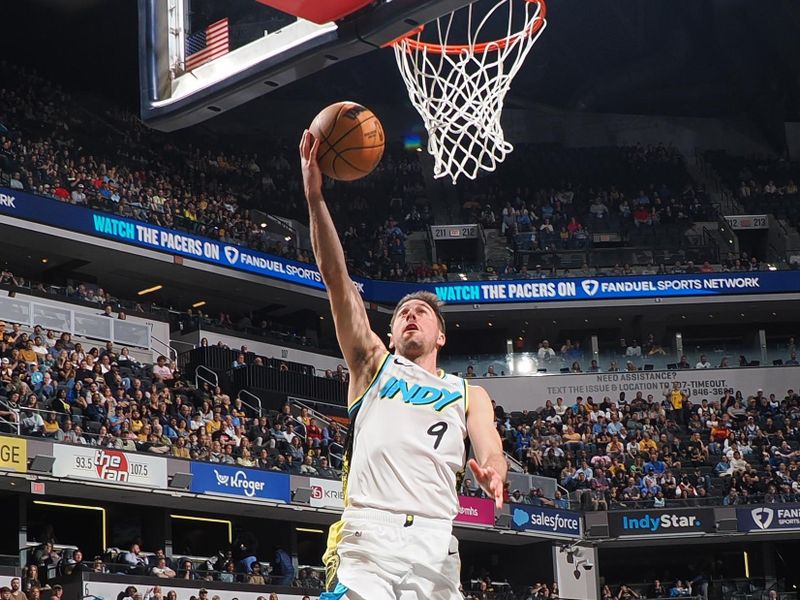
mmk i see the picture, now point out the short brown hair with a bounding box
[391,291,445,334]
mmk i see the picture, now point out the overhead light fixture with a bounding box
[284,236,292,242]
[260,222,268,228]
[170,514,232,544]
[192,301,206,308]
[137,284,163,296]
[34,500,107,550]
[41,258,48,264]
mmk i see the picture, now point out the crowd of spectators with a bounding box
[456,144,714,255]
[0,61,425,283]
[24,532,313,593]
[1,61,762,288]
[0,317,346,478]
[476,379,800,510]
[526,333,797,374]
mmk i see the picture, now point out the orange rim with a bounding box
[387,0,546,55]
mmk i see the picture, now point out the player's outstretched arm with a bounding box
[299,130,385,379]
[466,385,507,509]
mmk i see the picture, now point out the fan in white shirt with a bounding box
[695,354,712,369]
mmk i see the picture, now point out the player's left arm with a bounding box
[466,384,507,508]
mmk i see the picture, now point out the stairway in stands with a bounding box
[691,152,800,261]
[404,231,431,265]
[418,151,459,225]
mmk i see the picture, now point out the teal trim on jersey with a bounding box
[348,352,391,417]
[320,582,349,599]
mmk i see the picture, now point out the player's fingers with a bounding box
[491,479,503,509]
[310,135,320,161]
[467,458,481,475]
[300,129,309,158]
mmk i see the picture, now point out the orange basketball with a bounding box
[309,101,385,181]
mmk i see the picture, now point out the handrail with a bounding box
[0,399,21,436]
[556,483,575,509]
[505,451,526,473]
[237,389,263,417]
[285,415,307,441]
[151,334,178,365]
[195,364,218,390]
[288,397,348,435]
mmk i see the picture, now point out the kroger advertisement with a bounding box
[4,188,800,305]
[510,504,582,538]
[738,505,800,532]
[190,462,290,503]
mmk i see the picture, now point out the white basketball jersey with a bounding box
[344,352,468,521]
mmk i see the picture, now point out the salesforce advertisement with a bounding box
[3,188,800,305]
[608,508,716,537]
[190,462,291,503]
[510,504,582,538]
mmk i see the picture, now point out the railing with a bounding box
[151,333,178,364]
[505,452,526,474]
[288,397,348,435]
[181,346,316,376]
[229,365,347,406]
[237,389,263,417]
[0,399,21,435]
[441,341,792,376]
[0,293,150,349]
[195,365,219,390]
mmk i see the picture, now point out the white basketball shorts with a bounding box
[320,507,461,600]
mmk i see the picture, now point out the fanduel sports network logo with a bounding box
[223,246,239,264]
[751,507,774,530]
[581,279,599,296]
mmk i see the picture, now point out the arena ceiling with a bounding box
[2,0,800,130]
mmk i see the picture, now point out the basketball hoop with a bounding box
[389,0,547,183]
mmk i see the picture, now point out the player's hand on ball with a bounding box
[299,129,322,197]
[468,458,504,509]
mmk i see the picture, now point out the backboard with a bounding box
[138,0,474,131]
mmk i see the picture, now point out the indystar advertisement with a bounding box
[738,505,800,532]
[455,495,495,526]
[190,462,290,503]
[608,508,716,537]
[510,504,582,537]
[4,188,800,305]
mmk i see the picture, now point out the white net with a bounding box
[392,0,547,183]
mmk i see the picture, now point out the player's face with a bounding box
[391,300,444,359]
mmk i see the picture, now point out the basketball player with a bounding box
[300,130,506,600]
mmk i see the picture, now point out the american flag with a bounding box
[185,18,230,72]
